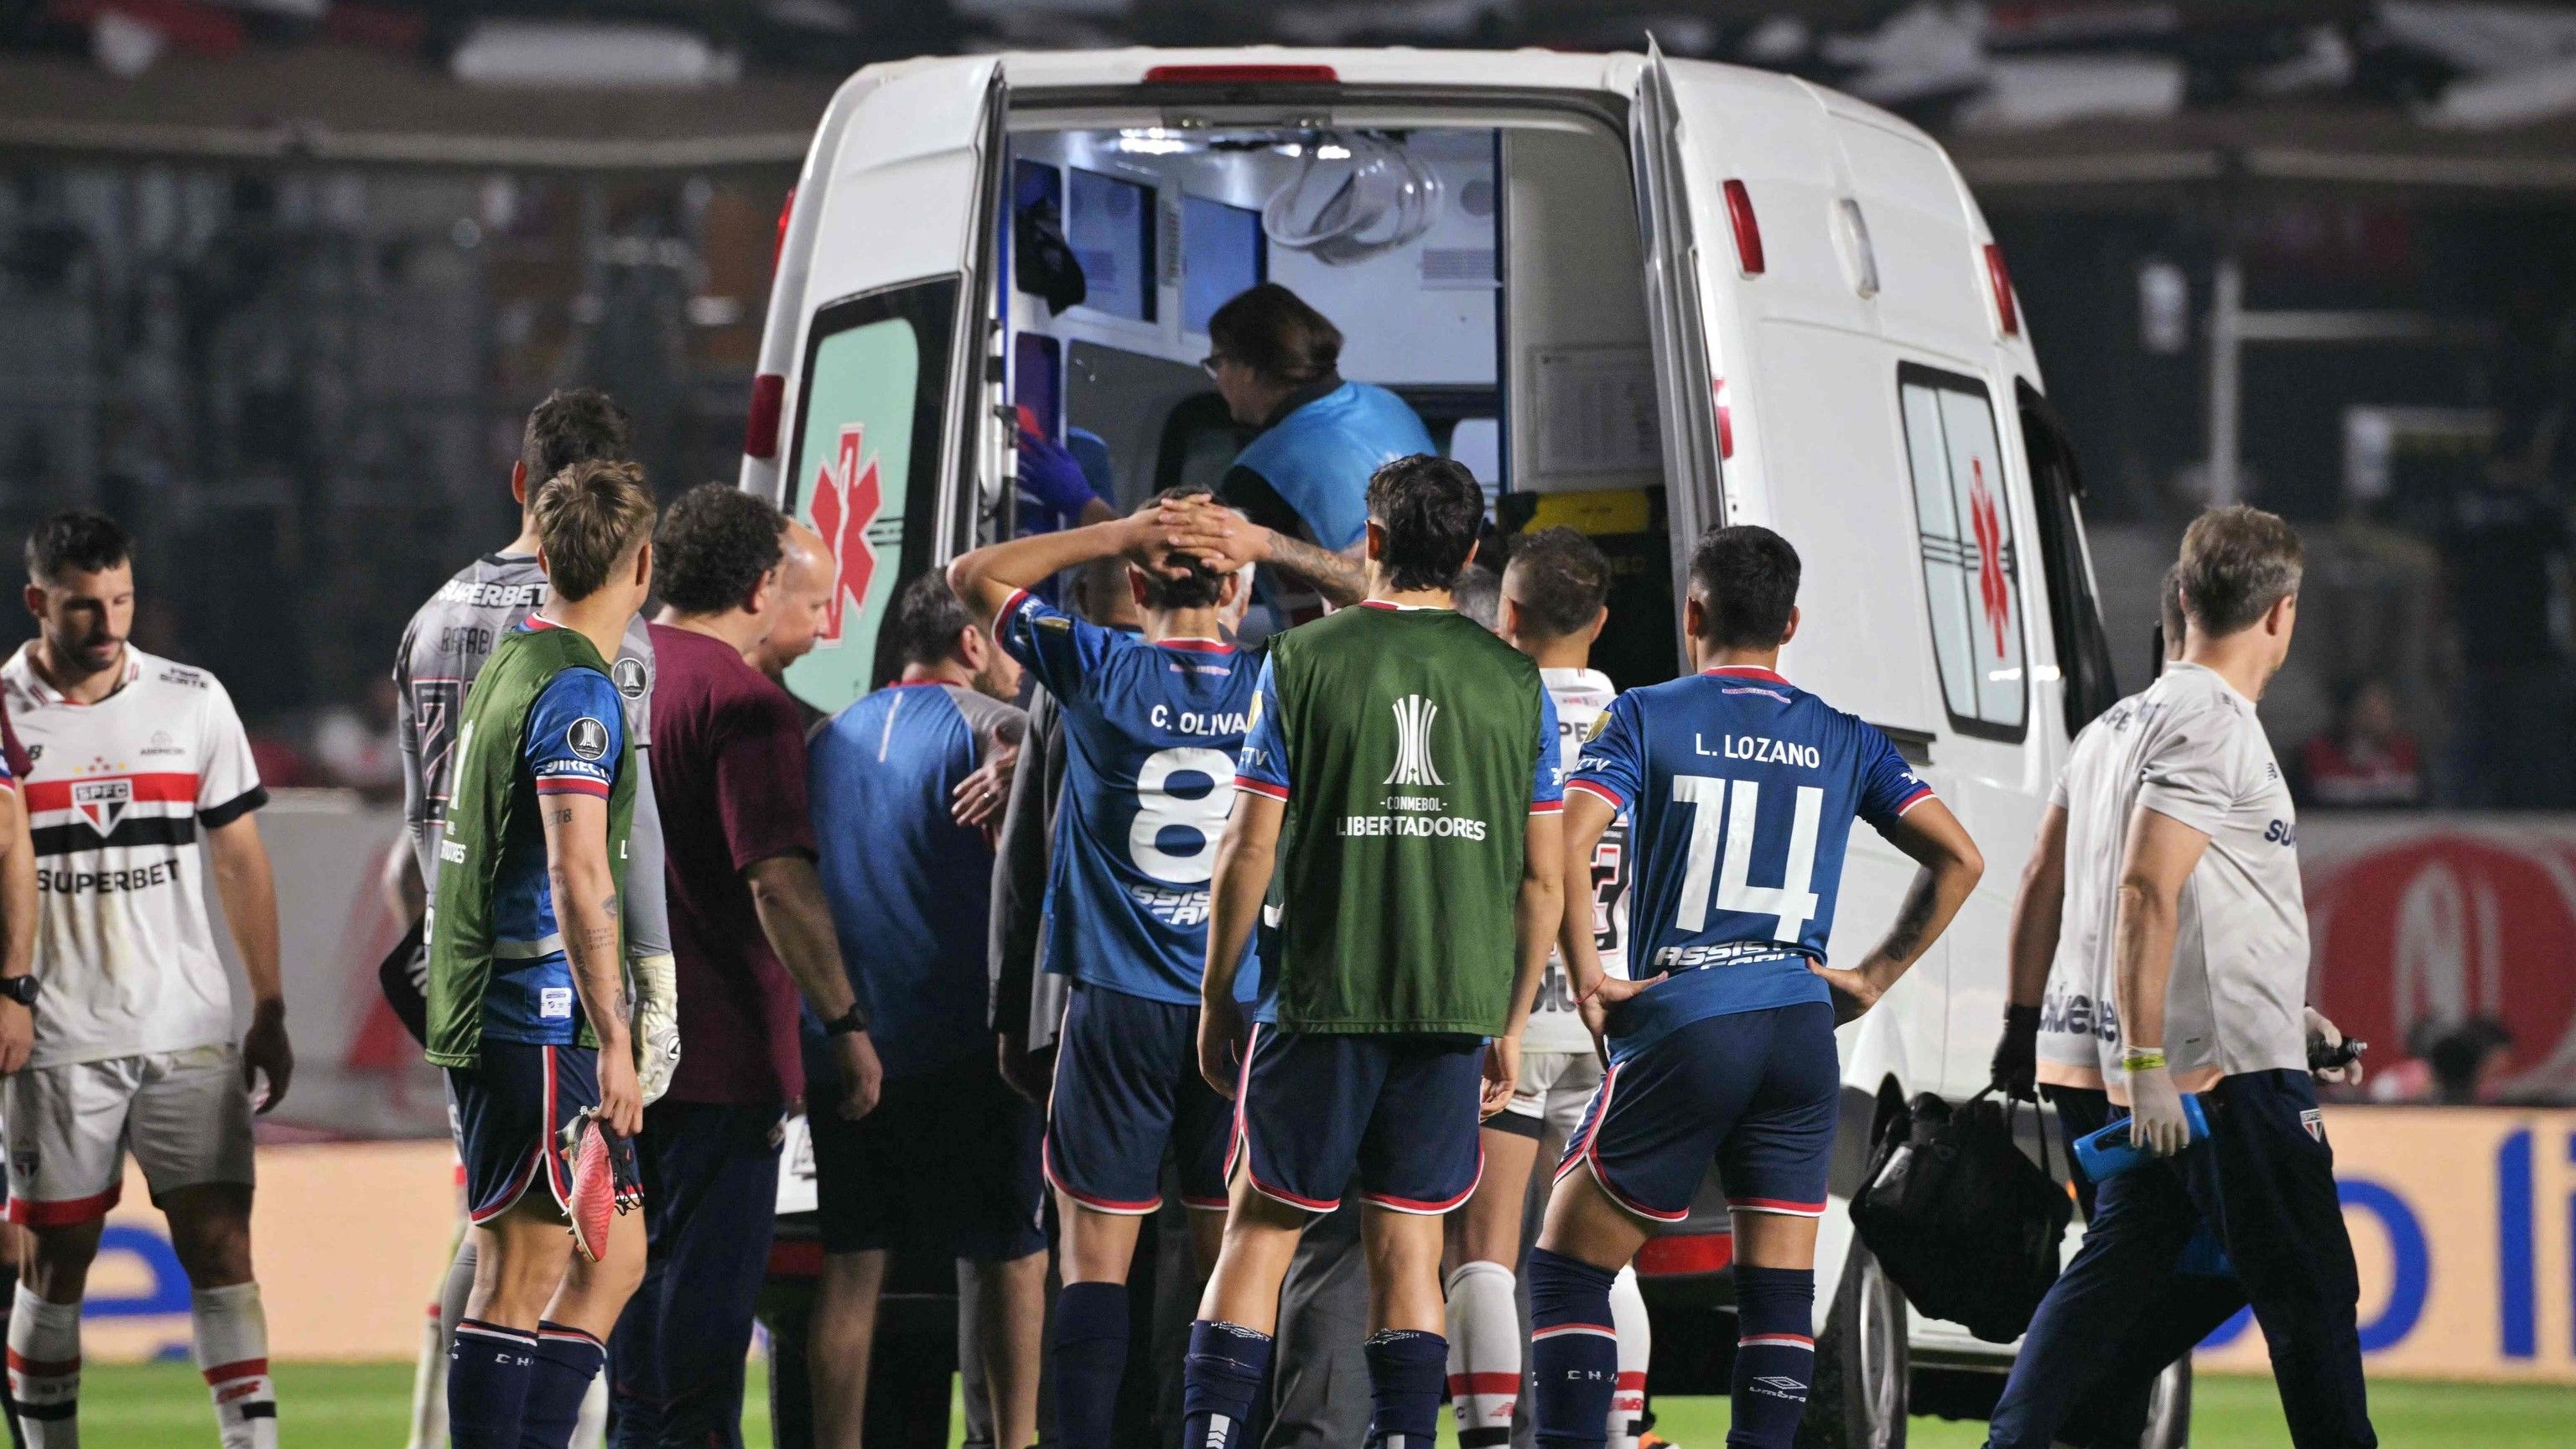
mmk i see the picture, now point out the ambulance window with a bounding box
[1068,169,1156,324]
[1898,364,2027,741]
[779,280,958,713]
[2018,380,2119,735]
[1182,195,1264,335]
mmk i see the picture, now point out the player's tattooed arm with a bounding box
[1157,500,1367,608]
[944,498,1194,626]
[1251,530,1368,609]
[1812,797,1986,1023]
[543,791,641,1133]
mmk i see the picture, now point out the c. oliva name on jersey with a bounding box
[1146,703,1253,737]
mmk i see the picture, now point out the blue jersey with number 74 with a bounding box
[1567,663,1935,1060]
[996,589,1262,1005]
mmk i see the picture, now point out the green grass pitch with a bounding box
[76,1359,2575,1446]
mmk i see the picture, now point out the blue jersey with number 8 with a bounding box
[1567,664,1934,1060]
[998,589,1261,1005]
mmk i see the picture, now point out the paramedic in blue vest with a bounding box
[1204,283,1434,616]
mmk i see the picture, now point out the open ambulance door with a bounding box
[751,59,1007,715]
[1628,39,1727,678]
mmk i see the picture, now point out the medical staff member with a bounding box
[1986,506,2376,1449]
[1203,283,1426,604]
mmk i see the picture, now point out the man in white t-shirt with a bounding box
[2,511,290,1449]
[1443,527,1651,1449]
[1985,507,2376,1449]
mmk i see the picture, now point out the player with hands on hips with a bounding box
[1530,525,1984,1449]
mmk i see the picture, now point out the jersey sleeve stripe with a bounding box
[995,588,1034,637]
[1233,776,1290,802]
[1893,785,1935,816]
[198,784,269,828]
[1529,798,1563,814]
[1566,778,1625,808]
[533,776,611,798]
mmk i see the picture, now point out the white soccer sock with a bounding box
[9,1284,81,1448]
[190,1282,278,1449]
[1608,1265,1652,1449]
[1443,1260,1521,1448]
[407,1236,476,1449]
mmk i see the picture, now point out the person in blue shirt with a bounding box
[804,574,1034,1449]
[948,486,1367,1449]
[1524,525,1985,1449]
[1204,283,1420,616]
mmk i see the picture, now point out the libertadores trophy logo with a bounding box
[1384,693,1446,788]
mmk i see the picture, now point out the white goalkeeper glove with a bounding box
[631,952,683,1106]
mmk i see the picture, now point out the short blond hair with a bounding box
[533,460,656,601]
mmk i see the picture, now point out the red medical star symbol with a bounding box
[806,423,882,647]
[1969,458,2010,657]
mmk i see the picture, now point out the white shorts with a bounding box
[4,1045,256,1227]
[1493,1049,1605,1140]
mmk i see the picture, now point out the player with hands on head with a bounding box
[1529,524,1983,1449]
[424,461,660,1449]
[950,486,1336,1449]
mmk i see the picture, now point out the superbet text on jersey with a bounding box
[3,644,267,1067]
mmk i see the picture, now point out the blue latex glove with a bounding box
[1015,430,1098,519]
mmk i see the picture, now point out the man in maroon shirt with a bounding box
[607,484,882,1449]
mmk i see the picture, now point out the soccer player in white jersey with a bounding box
[2,511,290,1449]
[1985,506,2376,1449]
[1445,527,1651,1449]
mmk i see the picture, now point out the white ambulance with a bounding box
[742,46,2176,1447]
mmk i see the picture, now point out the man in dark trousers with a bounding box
[1985,507,2376,1449]
[609,484,884,1447]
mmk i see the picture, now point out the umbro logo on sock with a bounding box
[1750,1374,1810,1401]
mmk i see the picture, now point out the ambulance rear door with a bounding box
[747,58,1007,714]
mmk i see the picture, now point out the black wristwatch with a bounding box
[0,976,36,1007]
[822,1005,870,1037]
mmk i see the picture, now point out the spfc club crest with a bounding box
[2299,1107,2325,1143]
[72,778,131,836]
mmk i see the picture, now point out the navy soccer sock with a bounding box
[445,1317,536,1449]
[1180,1319,1273,1449]
[1727,1265,1816,1449]
[518,1321,605,1449]
[1527,1247,1622,1449]
[1053,1280,1130,1449]
[1363,1328,1446,1449]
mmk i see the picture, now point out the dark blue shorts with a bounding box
[1229,1026,1485,1215]
[806,1048,1045,1263]
[1557,1002,1837,1223]
[1046,982,1232,1215]
[446,1040,597,1225]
